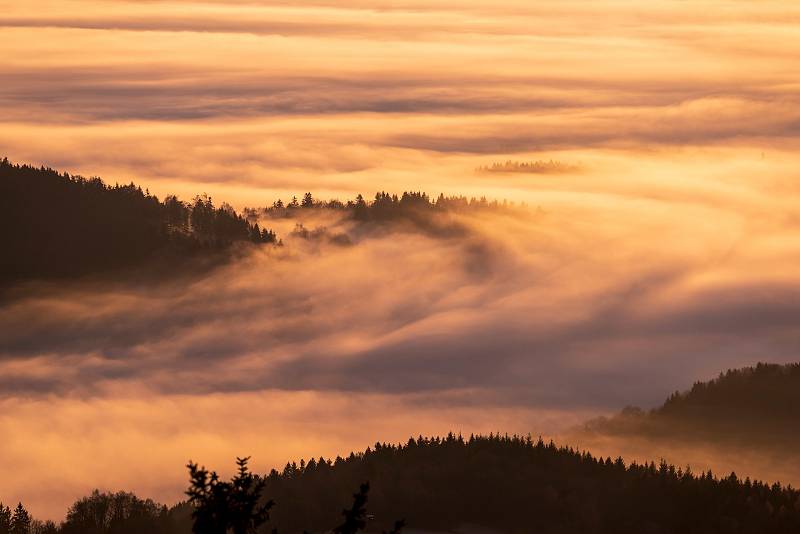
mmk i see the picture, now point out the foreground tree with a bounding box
[186,459,403,534]
[186,457,273,534]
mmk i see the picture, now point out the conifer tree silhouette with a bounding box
[186,457,274,534]
[186,460,404,534]
[9,504,30,534]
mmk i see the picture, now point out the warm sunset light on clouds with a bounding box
[2,0,800,520]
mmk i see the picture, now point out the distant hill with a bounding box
[582,362,800,448]
[0,158,277,286]
[6,434,800,533]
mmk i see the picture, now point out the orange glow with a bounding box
[2,0,800,521]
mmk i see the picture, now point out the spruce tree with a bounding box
[9,504,30,534]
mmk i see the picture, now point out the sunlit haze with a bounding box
[2,0,800,522]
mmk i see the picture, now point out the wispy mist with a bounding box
[3,0,800,521]
[2,199,800,517]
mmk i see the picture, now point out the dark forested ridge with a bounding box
[583,362,800,446]
[258,434,800,533]
[0,158,277,286]
[5,434,800,534]
[1,159,531,287]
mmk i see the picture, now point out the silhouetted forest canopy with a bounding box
[0,158,277,285]
[247,190,526,223]
[583,362,800,446]
[5,434,800,534]
[245,191,530,242]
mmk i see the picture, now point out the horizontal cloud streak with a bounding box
[4,64,799,123]
[3,0,800,201]
[4,0,800,520]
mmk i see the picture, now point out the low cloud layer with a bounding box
[3,0,800,520]
[3,205,799,406]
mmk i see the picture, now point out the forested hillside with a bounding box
[260,434,800,533]
[0,157,538,289]
[0,159,276,285]
[5,434,800,534]
[583,362,800,446]
[0,159,531,287]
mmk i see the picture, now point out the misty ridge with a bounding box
[0,158,529,289]
[562,362,800,502]
[4,433,800,534]
[245,190,531,245]
[0,157,537,400]
[579,362,800,448]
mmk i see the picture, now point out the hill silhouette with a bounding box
[581,362,800,448]
[1,159,532,289]
[0,158,277,287]
[5,434,800,533]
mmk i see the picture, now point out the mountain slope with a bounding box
[0,158,276,285]
[582,362,800,447]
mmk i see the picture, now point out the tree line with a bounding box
[0,159,277,285]
[246,191,528,223]
[5,433,800,533]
